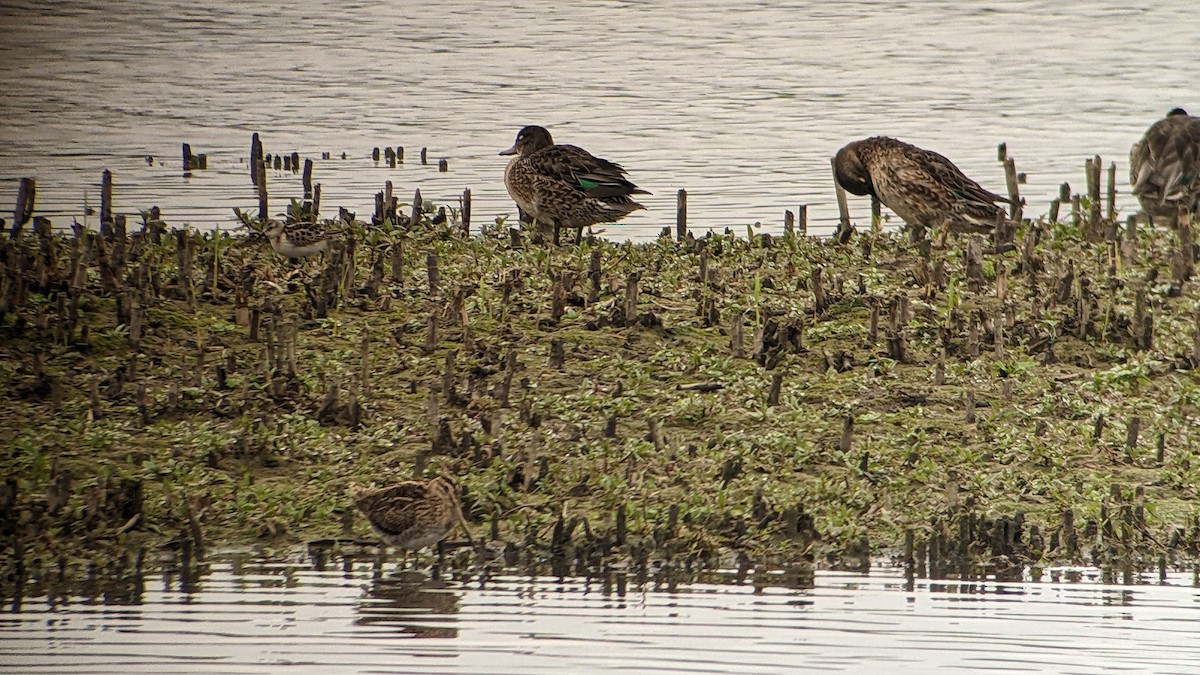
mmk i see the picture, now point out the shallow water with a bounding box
[0,0,1197,238]
[1,553,1199,673]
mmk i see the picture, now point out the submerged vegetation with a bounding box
[2,189,1200,586]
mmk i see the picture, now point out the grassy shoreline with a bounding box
[2,207,1199,582]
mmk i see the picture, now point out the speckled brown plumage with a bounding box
[501,125,648,244]
[353,475,469,552]
[1130,108,1200,224]
[263,220,337,258]
[834,136,1007,238]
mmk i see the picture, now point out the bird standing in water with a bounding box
[833,136,1007,242]
[352,474,472,566]
[500,125,649,245]
[1129,108,1200,227]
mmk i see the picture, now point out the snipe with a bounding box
[352,474,471,564]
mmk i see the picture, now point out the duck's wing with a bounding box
[354,482,428,533]
[1172,120,1200,201]
[1136,116,1200,202]
[526,144,649,198]
[1130,139,1147,190]
[912,146,1007,207]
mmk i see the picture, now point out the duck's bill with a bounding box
[499,144,518,156]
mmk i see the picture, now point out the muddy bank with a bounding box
[2,197,1200,586]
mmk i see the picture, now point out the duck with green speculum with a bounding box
[834,136,1008,242]
[500,125,649,245]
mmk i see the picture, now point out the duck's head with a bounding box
[1167,107,1189,117]
[500,125,555,156]
[833,141,875,197]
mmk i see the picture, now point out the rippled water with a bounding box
[0,0,1196,238]
[1,553,1198,673]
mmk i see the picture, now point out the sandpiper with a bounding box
[262,220,338,259]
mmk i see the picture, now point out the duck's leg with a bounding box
[573,225,584,244]
[833,220,855,244]
[933,223,950,249]
[552,220,563,247]
[907,222,927,245]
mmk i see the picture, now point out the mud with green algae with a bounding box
[2,207,1200,584]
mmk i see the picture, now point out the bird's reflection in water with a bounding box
[355,569,461,638]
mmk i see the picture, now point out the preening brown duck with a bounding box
[833,136,1008,241]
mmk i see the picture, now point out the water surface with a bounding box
[2,554,1199,673]
[1,1,1197,238]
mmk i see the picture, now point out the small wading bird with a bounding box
[500,125,649,245]
[352,474,472,566]
[833,136,1008,242]
[262,219,339,259]
[1130,108,1200,227]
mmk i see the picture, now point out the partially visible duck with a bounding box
[834,136,1007,240]
[500,125,648,245]
[1130,108,1200,226]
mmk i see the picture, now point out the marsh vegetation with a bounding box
[2,182,1200,589]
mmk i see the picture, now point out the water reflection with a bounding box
[358,571,461,638]
[1,551,1199,673]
